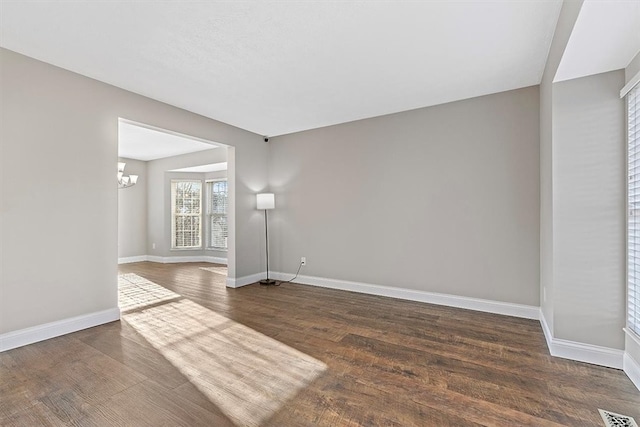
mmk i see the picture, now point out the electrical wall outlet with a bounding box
[152,243,156,250]
[301,257,306,266]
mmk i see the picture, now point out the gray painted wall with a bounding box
[539,0,628,352]
[553,70,626,349]
[0,48,267,334]
[539,0,584,334]
[539,0,638,373]
[269,86,540,305]
[118,157,147,258]
[205,171,227,181]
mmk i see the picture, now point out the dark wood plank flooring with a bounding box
[1,262,638,426]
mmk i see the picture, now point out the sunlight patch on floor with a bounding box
[118,273,180,312]
[123,297,326,426]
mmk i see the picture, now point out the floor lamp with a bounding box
[257,193,276,285]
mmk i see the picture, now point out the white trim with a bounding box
[226,272,265,288]
[124,255,227,265]
[624,352,640,392]
[624,328,640,391]
[548,338,623,369]
[0,308,121,352]
[539,310,623,369]
[118,117,226,148]
[170,179,203,250]
[621,69,640,98]
[539,308,554,350]
[270,272,539,319]
[118,255,148,264]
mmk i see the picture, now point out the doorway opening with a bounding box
[116,118,234,310]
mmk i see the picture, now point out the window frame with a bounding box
[627,82,640,338]
[205,179,228,251]
[170,179,203,250]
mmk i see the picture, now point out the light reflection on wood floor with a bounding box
[123,295,326,427]
[118,273,181,312]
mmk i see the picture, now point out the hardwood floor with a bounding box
[1,262,639,426]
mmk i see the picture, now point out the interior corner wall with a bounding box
[118,157,147,259]
[0,47,267,335]
[269,86,540,306]
[539,0,585,335]
[553,70,626,349]
[540,76,555,330]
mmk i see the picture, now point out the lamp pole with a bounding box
[257,193,276,286]
[260,208,276,285]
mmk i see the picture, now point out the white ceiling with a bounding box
[118,121,219,161]
[0,1,562,136]
[555,0,640,83]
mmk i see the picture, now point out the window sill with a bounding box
[170,248,203,251]
[205,248,228,252]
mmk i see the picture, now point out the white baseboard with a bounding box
[623,352,640,391]
[120,255,227,265]
[226,272,265,288]
[118,255,148,264]
[548,338,624,369]
[539,309,554,350]
[271,272,539,320]
[624,329,640,391]
[539,310,623,369]
[0,308,121,352]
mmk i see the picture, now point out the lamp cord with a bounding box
[260,207,303,287]
[279,261,303,285]
[261,261,303,287]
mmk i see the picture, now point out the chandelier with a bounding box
[118,162,138,189]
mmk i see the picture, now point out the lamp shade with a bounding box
[256,193,275,210]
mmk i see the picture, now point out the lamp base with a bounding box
[259,279,277,286]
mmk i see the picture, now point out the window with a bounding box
[628,83,640,336]
[171,180,202,249]
[206,180,228,250]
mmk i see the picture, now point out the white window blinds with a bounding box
[207,180,228,250]
[628,83,640,336]
[171,180,202,249]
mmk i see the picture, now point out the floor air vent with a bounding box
[599,409,638,427]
